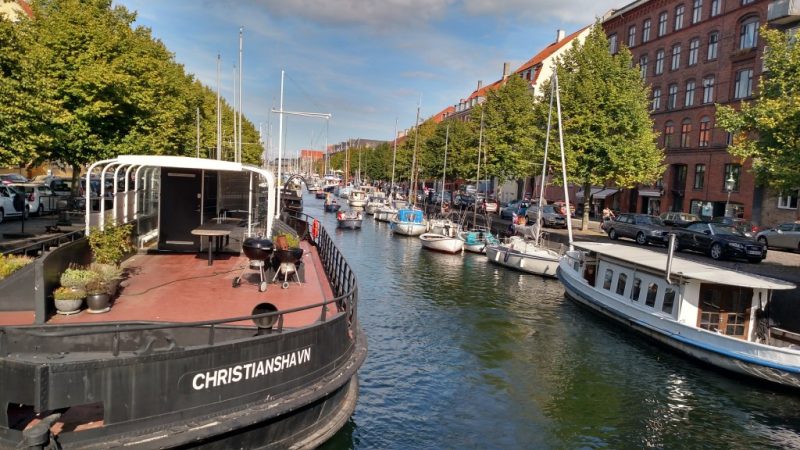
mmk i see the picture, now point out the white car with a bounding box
[0,185,28,223]
[756,222,800,252]
[11,183,58,216]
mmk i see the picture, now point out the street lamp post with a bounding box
[724,173,735,217]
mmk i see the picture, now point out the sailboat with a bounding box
[458,111,499,253]
[392,105,429,236]
[420,124,464,253]
[485,74,563,277]
[375,120,403,222]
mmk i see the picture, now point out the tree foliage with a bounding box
[537,24,663,229]
[717,27,800,192]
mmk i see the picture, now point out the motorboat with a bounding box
[485,235,562,277]
[0,155,366,449]
[420,218,462,253]
[348,188,368,208]
[458,227,499,254]
[374,198,406,223]
[391,208,428,236]
[323,192,341,213]
[558,241,800,388]
[365,193,387,215]
[337,210,363,229]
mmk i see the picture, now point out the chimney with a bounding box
[556,29,566,42]
[502,62,510,80]
[477,80,483,91]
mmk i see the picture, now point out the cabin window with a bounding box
[631,278,642,301]
[603,269,614,290]
[662,288,676,314]
[645,283,658,307]
[697,284,752,338]
[616,273,628,296]
[573,261,580,271]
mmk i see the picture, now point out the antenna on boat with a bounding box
[553,70,573,251]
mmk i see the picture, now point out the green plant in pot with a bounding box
[90,262,123,296]
[53,286,86,315]
[88,223,133,265]
[85,278,111,313]
[273,232,303,264]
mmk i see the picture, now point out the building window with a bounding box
[685,80,696,107]
[740,18,759,49]
[671,44,681,70]
[652,87,662,110]
[609,33,618,54]
[734,68,754,99]
[688,38,700,65]
[778,190,799,209]
[658,12,668,36]
[664,121,675,148]
[643,19,652,42]
[703,76,715,103]
[708,31,719,60]
[724,164,742,191]
[680,118,692,148]
[711,0,722,16]
[692,0,703,23]
[694,164,706,189]
[655,49,665,74]
[675,5,685,30]
[667,84,678,110]
[616,273,628,296]
[698,116,711,147]
[639,55,649,79]
[628,25,637,47]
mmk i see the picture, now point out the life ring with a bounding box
[311,219,320,239]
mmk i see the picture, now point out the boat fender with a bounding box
[503,249,511,263]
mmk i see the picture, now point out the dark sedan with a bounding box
[672,221,766,262]
[500,200,531,220]
[606,213,671,245]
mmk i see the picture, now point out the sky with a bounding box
[115,0,622,160]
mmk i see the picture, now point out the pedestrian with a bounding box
[602,206,615,220]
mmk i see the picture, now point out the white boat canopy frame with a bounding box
[84,155,276,238]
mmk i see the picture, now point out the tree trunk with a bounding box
[581,180,592,231]
[71,164,82,198]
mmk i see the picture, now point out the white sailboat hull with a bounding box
[374,208,396,222]
[419,233,464,254]
[391,221,427,236]
[486,241,560,277]
[557,249,800,388]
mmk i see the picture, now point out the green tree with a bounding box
[539,24,663,230]
[424,119,476,187]
[717,27,800,192]
[477,75,541,186]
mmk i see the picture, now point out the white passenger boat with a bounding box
[558,241,800,388]
[486,235,561,277]
[391,208,428,236]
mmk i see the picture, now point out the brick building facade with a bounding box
[603,0,768,220]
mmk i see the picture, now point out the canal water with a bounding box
[308,194,800,450]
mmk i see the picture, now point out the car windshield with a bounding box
[710,223,743,236]
[636,216,662,225]
[542,205,557,213]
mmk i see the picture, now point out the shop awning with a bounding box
[575,187,603,200]
[593,188,618,199]
[638,189,662,197]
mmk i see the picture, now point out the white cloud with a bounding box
[462,0,620,25]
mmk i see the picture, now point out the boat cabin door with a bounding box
[696,284,754,339]
[158,169,203,252]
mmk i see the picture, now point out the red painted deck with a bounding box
[45,241,335,328]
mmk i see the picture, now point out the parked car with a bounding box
[453,193,475,209]
[526,204,567,228]
[32,175,73,197]
[10,183,58,216]
[551,200,575,217]
[500,199,531,220]
[606,213,671,245]
[660,211,701,227]
[0,173,28,185]
[0,184,28,222]
[711,217,760,238]
[672,221,766,262]
[755,222,800,252]
[477,195,499,214]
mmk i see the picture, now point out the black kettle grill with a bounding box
[233,237,274,292]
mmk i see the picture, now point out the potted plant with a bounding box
[273,232,303,264]
[85,278,111,313]
[88,223,133,265]
[89,262,123,297]
[53,286,86,315]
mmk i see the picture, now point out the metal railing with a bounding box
[0,213,359,355]
[1,230,85,257]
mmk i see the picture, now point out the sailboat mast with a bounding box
[473,110,484,225]
[441,123,449,215]
[216,54,221,160]
[276,69,285,217]
[238,27,243,163]
[410,104,421,207]
[553,71,573,249]
[390,118,397,198]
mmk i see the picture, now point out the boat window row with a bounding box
[601,267,677,316]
